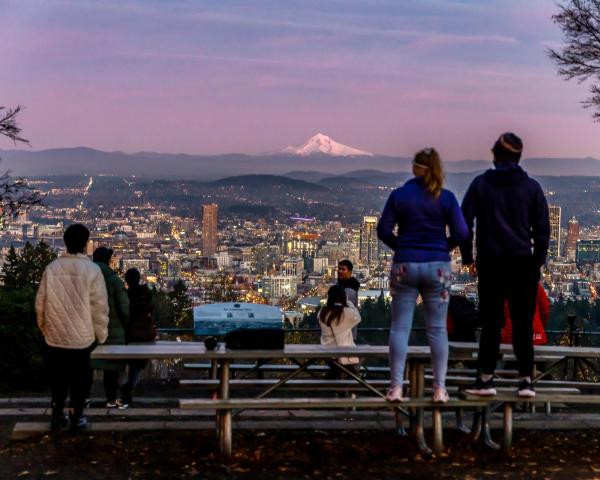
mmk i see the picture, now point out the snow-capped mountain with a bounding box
[282,133,374,157]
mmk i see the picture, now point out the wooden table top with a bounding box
[449,341,600,358]
[91,342,432,360]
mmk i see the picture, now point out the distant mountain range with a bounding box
[2,136,600,178]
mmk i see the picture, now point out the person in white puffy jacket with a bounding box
[35,224,109,433]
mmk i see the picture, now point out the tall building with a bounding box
[202,204,218,257]
[548,205,562,258]
[359,216,379,265]
[565,216,580,261]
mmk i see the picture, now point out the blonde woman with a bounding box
[377,148,468,403]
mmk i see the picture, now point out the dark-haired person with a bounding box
[90,247,130,408]
[337,259,360,307]
[36,224,109,433]
[318,285,362,370]
[120,268,156,408]
[377,148,468,403]
[461,133,550,398]
[337,259,360,340]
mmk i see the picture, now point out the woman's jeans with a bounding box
[389,261,451,389]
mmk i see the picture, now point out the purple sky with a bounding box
[2,0,600,160]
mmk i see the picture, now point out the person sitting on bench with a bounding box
[318,285,361,376]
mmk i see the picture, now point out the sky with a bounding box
[1,0,600,160]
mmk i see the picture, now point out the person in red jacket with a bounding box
[501,283,549,346]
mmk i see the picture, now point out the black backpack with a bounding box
[224,328,284,350]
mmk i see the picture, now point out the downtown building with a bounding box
[359,216,379,266]
[202,204,219,257]
[548,205,562,258]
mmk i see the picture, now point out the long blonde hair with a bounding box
[413,148,444,198]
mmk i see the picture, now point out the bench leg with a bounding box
[545,402,551,415]
[394,409,407,436]
[414,362,432,454]
[210,359,218,380]
[482,406,500,451]
[432,407,444,454]
[409,361,418,432]
[471,408,482,440]
[219,359,232,458]
[502,402,513,453]
[455,408,471,434]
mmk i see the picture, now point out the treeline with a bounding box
[0,241,193,390]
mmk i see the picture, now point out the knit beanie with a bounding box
[492,132,523,164]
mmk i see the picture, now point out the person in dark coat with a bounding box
[460,133,550,398]
[90,247,130,407]
[121,268,156,407]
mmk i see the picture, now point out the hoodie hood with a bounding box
[482,166,529,187]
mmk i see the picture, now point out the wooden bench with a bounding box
[180,396,488,454]
[460,391,600,451]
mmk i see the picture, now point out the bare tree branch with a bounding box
[0,106,29,144]
[547,0,600,120]
[0,104,43,223]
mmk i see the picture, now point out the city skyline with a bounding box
[2,1,600,160]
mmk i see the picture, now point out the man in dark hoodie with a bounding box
[460,133,550,398]
[337,259,360,307]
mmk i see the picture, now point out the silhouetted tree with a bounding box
[0,105,42,222]
[547,1,600,119]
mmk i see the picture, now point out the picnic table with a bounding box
[92,342,465,455]
[91,341,600,456]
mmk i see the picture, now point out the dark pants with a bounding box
[45,342,94,419]
[121,360,148,404]
[477,256,540,377]
[103,371,119,403]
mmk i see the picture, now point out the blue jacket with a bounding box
[377,177,468,263]
[459,166,550,266]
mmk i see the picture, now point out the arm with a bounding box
[446,192,469,250]
[376,193,398,250]
[459,181,478,265]
[35,269,47,334]
[344,303,362,330]
[113,278,130,327]
[90,268,109,344]
[531,185,550,268]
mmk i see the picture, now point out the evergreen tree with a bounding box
[169,280,193,328]
[1,241,57,290]
[1,245,19,288]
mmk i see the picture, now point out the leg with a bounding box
[45,343,68,412]
[45,344,69,429]
[421,262,451,392]
[508,260,539,378]
[389,263,419,391]
[68,344,93,431]
[477,262,508,376]
[103,371,119,403]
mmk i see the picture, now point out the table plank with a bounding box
[450,341,600,358]
[91,342,432,360]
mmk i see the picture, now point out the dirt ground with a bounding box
[2,426,600,480]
